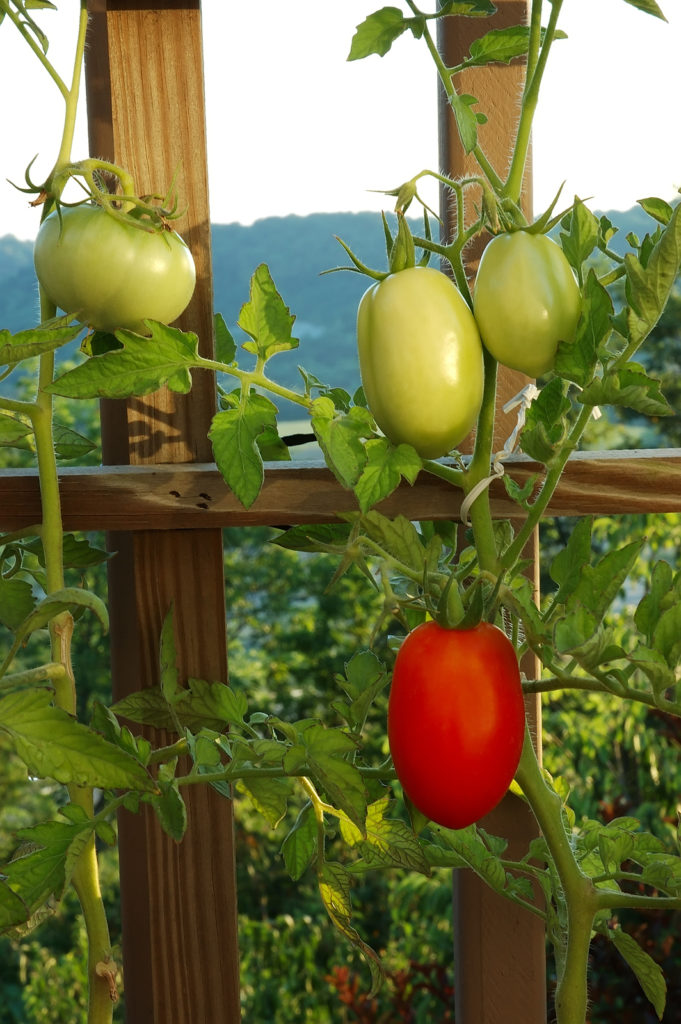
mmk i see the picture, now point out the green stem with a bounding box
[501,400,594,572]
[505,0,564,202]
[200,358,315,412]
[515,727,598,1024]
[464,349,501,574]
[0,0,68,96]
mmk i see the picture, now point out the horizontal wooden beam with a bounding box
[1,449,679,532]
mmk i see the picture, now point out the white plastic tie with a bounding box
[460,382,540,527]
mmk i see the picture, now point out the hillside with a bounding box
[0,204,660,397]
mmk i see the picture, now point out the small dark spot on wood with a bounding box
[169,490,181,498]
[199,492,212,501]
[196,502,209,510]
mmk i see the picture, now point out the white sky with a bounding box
[0,1,678,241]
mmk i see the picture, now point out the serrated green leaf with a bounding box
[354,438,422,513]
[609,928,666,1018]
[579,362,672,417]
[237,776,289,828]
[311,398,371,489]
[449,92,480,154]
[359,511,429,574]
[634,559,673,642]
[0,413,32,448]
[550,517,593,604]
[638,197,674,225]
[238,264,298,361]
[621,0,667,20]
[272,522,351,553]
[347,7,409,60]
[0,877,30,930]
[0,322,80,369]
[555,270,612,386]
[150,780,187,841]
[343,796,430,873]
[307,752,366,830]
[0,577,36,632]
[0,689,154,790]
[624,201,681,347]
[317,860,384,993]
[519,378,571,463]
[560,198,599,271]
[431,825,508,891]
[572,539,644,620]
[466,25,566,68]
[281,804,317,880]
[53,423,98,462]
[652,602,681,666]
[214,311,237,364]
[210,391,282,508]
[46,322,200,399]
[554,606,598,655]
[3,819,94,923]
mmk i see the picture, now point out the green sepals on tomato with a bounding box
[357,266,484,459]
[33,203,196,334]
[387,620,525,830]
[473,230,581,378]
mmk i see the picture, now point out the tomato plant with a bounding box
[473,230,581,378]
[357,266,483,458]
[387,621,525,830]
[33,203,196,333]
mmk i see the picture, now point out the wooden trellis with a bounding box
[2,1,679,1021]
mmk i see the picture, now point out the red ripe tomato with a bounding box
[387,620,525,829]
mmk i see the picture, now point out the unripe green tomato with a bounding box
[357,266,484,459]
[33,204,196,333]
[473,231,581,378]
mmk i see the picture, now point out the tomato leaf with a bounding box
[620,0,667,20]
[449,92,481,154]
[0,689,154,791]
[2,819,94,929]
[341,796,431,874]
[149,780,187,842]
[0,878,30,931]
[53,423,98,462]
[578,362,672,418]
[607,928,667,1019]
[347,7,423,60]
[439,0,496,13]
[559,199,599,273]
[281,804,317,881]
[465,25,566,68]
[0,413,32,449]
[238,264,298,362]
[353,437,422,512]
[237,776,290,829]
[318,861,384,995]
[311,398,371,490]
[0,322,80,370]
[634,559,674,643]
[209,392,281,509]
[214,311,237,364]
[47,323,200,399]
[554,270,612,387]
[624,201,681,347]
[0,577,36,632]
[518,378,571,464]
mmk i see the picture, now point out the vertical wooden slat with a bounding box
[438,4,547,1021]
[84,3,241,1021]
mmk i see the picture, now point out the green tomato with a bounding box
[33,204,196,333]
[473,231,581,378]
[357,266,484,459]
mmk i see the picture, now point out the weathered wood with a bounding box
[84,3,241,1022]
[1,450,679,531]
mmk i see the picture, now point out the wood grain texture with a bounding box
[84,3,241,1022]
[1,449,680,531]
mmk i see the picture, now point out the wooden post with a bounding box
[438,4,547,1021]
[84,3,241,1021]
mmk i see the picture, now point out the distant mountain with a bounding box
[0,204,662,397]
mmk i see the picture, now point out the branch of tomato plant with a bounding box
[200,357,316,413]
[500,398,595,572]
[504,0,564,203]
[0,0,69,97]
[514,725,599,1024]
[404,0,505,194]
